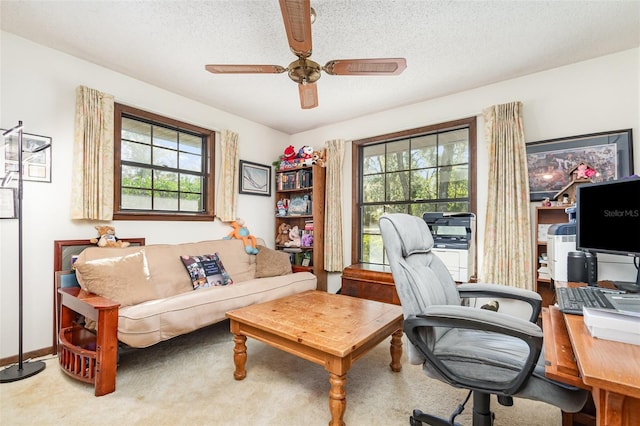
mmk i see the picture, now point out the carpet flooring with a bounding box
[0,319,560,425]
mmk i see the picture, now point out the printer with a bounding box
[547,222,576,282]
[423,212,476,282]
[547,206,576,282]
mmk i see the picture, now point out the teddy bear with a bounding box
[275,222,291,246]
[311,150,326,167]
[224,219,258,254]
[284,225,301,247]
[90,225,130,248]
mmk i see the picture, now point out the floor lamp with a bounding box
[0,121,49,383]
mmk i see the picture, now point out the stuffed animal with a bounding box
[284,225,301,247]
[301,233,313,247]
[90,225,130,248]
[298,145,314,166]
[224,219,258,254]
[311,150,326,167]
[276,199,288,216]
[275,223,291,246]
[575,163,597,180]
[283,145,296,162]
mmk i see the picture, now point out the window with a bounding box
[352,117,476,265]
[114,104,215,221]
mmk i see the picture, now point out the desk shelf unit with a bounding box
[534,206,569,307]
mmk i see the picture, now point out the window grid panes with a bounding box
[358,124,473,265]
[114,104,214,221]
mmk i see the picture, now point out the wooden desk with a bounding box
[543,306,640,426]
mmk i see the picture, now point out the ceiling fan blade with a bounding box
[323,58,407,76]
[298,82,318,109]
[205,64,286,74]
[279,0,312,58]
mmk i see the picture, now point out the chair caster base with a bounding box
[410,409,462,426]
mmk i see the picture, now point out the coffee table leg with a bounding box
[328,372,347,426]
[233,333,247,380]
[390,329,403,372]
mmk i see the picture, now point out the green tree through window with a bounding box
[353,117,476,265]
[114,104,215,221]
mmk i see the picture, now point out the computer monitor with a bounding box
[576,177,640,292]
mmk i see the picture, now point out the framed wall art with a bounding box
[239,160,271,196]
[0,187,17,219]
[1,131,52,184]
[525,129,633,201]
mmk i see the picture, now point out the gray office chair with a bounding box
[379,213,588,426]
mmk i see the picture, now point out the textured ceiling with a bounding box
[1,1,639,134]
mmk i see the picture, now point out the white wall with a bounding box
[0,33,288,358]
[290,48,640,293]
[1,30,638,358]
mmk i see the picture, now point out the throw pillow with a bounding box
[74,250,155,307]
[255,245,292,278]
[180,253,233,289]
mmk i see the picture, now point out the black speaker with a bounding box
[585,252,598,286]
[567,251,588,283]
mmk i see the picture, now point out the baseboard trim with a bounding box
[0,346,54,367]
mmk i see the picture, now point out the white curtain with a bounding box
[481,101,533,290]
[324,139,345,272]
[216,130,239,221]
[70,86,115,220]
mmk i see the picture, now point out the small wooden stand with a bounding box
[341,263,399,305]
[58,287,119,396]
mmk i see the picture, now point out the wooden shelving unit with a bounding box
[534,206,570,307]
[274,164,327,291]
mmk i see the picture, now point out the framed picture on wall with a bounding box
[525,129,633,201]
[1,131,52,184]
[239,160,271,196]
[0,188,17,219]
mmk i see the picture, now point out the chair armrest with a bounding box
[404,305,543,395]
[457,283,542,322]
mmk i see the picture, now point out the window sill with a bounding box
[113,212,215,221]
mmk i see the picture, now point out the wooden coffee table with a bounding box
[226,290,403,426]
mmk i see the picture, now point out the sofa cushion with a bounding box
[74,250,155,307]
[255,245,292,278]
[180,253,233,289]
[117,272,317,348]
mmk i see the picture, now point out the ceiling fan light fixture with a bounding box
[288,58,321,84]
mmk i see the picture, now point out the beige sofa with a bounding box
[73,238,317,348]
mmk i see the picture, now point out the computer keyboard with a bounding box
[555,286,616,315]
